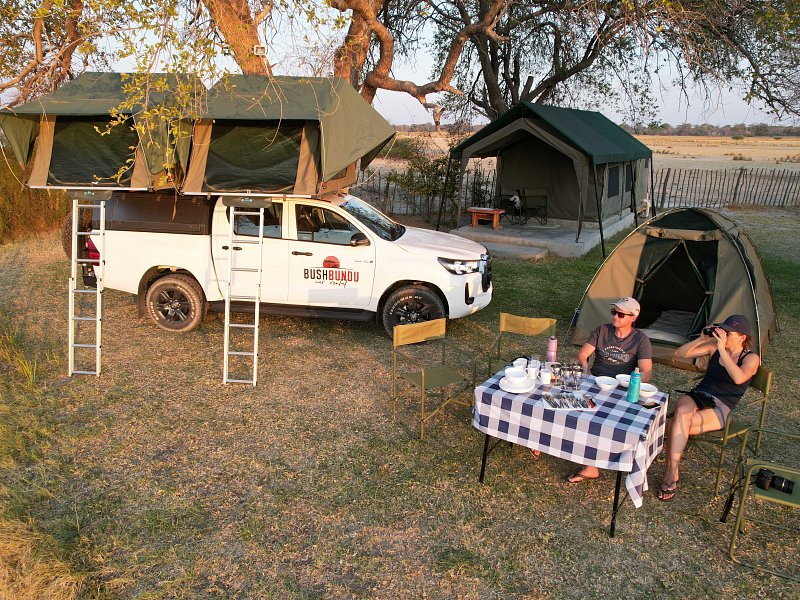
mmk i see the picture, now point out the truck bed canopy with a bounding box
[0,72,201,190]
[182,75,396,196]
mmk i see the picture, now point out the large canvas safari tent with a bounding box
[570,208,777,372]
[0,72,200,191]
[450,102,652,246]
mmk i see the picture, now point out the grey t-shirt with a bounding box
[587,324,652,377]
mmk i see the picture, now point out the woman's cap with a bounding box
[717,315,752,336]
[610,297,640,316]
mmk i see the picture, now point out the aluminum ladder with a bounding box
[223,203,266,385]
[68,199,105,376]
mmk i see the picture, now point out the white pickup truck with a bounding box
[75,191,493,334]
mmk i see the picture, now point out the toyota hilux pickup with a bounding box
[75,191,492,334]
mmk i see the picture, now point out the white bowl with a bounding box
[639,383,658,398]
[505,367,528,385]
[595,376,618,391]
[512,358,528,369]
[615,374,631,387]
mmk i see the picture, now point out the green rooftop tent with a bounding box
[449,102,652,252]
[570,208,777,372]
[182,75,396,196]
[0,72,200,190]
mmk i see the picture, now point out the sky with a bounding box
[369,56,794,128]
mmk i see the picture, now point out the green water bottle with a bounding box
[627,367,641,403]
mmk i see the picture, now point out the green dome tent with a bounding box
[570,207,777,372]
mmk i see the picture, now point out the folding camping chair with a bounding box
[688,366,772,498]
[486,313,557,377]
[391,319,476,440]
[720,427,800,581]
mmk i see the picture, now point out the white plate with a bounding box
[499,376,537,394]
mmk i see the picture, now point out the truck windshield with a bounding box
[339,197,405,241]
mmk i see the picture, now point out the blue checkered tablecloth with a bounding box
[473,372,668,507]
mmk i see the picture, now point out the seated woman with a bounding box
[658,315,760,501]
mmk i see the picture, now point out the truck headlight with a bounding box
[438,257,481,275]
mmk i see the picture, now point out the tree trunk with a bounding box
[203,0,271,75]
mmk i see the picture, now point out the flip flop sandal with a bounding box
[566,471,600,484]
[658,481,679,501]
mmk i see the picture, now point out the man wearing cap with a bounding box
[567,297,653,483]
[657,314,760,501]
[576,297,653,381]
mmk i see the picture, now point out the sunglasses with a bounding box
[611,309,633,317]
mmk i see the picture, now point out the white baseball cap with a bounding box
[611,297,641,317]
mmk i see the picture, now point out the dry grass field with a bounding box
[1,207,799,598]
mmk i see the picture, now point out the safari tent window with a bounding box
[607,165,620,197]
[204,121,303,192]
[49,117,138,186]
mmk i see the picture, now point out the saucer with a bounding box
[499,376,537,394]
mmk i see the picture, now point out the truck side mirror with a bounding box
[350,232,370,247]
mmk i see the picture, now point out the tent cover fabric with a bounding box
[0,73,395,196]
[182,75,396,195]
[0,72,201,190]
[570,208,777,372]
[449,102,652,228]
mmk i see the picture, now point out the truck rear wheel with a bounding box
[382,285,445,336]
[145,274,207,333]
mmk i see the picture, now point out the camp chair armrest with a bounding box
[742,461,800,479]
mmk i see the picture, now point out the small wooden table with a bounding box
[467,207,505,229]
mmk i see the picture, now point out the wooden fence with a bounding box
[353,166,800,222]
[653,167,800,209]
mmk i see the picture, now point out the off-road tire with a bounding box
[145,274,207,333]
[382,284,446,336]
[60,212,92,260]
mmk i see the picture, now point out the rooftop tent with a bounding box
[570,208,777,372]
[0,72,201,190]
[449,102,652,240]
[182,75,396,196]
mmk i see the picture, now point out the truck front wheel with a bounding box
[145,274,207,333]
[382,285,445,336]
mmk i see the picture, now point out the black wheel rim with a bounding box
[155,289,192,325]
[392,297,437,326]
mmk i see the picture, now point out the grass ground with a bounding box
[1,206,799,598]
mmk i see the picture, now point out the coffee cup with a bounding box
[526,364,540,381]
[539,368,552,385]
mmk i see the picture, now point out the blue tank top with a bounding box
[695,350,754,410]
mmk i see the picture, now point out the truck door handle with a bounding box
[292,251,313,256]
[222,246,243,251]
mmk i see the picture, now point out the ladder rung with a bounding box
[72,343,98,348]
[226,378,256,384]
[229,295,258,301]
[228,351,255,356]
[72,370,98,375]
[76,204,99,209]
[232,239,261,245]
[229,323,257,329]
[72,316,98,321]
[233,210,262,216]
[72,288,98,294]
[76,258,100,264]
[231,267,260,273]
[76,231,95,236]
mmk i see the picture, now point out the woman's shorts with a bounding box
[687,390,731,426]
